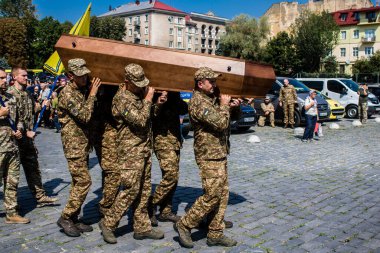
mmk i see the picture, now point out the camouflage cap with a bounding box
[194,67,221,81]
[264,96,271,100]
[125,63,149,87]
[67,58,91,76]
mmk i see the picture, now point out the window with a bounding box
[169,28,173,35]
[301,81,324,91]
[268,82,282,95]
[145,14,149,22]
[178,18,183,24]
[145,27,148,35]
[327,80,346,94]
[178,42,182,48]
[169,41,173,48]
[366,11,376,22]
[128,29,132,36]
[195,28,198,34]
[365,29,375,39]
[365,47,374,56]
[188,36,192,44]
[128,17,132,24]
[145,40,149,45]
[353,47,359,57]
[353,30,359,39]
[195,38,199,44]
[340,48,346,57]
[168,16,173,23]
[353,12,360,21]
[339,65,345,74]
[341,31,346,40]
[340,13,348,21]
[178,28,182,36]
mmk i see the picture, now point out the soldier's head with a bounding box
[0,67,7,90]
[264,96,271,104]
[124,63,149,96]
[67,58,91,87]
[12,66,28,87]
[284,79,289,86]
[194,67,221,95]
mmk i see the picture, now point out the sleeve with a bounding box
[279,88,284,102]
[293,88,297,101]
[190,99,230,132]
[113,96,152,128]
[260,103,267,112]
[59,91,96,124]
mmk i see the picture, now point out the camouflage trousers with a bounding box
[103,155,152,233]
[61,156,91,220]
[152,149,180,215]
[181,159,229,239]
[258,112,275,127]
[358,102,368,123]
[0,151,20,215]
[93,125,120,215]
[18,139,46,200]
[283,102,295,125]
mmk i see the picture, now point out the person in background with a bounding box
[357,83,368,124]
[258,96,275,127]
[50,92,61,133]
[302,90,319,143]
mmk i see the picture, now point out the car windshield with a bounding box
[278,78,310,93]
[340,79,359,92]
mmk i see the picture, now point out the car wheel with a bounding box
[237,126,251,132]
[345,105,358,119]
[294,110,301,127]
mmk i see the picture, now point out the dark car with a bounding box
[368,84,380,100]
[254,77,330,127]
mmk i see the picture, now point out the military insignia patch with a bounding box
[203,109,209,116]
[123,109,129,116]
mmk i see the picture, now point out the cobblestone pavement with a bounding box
[1,118,380,253]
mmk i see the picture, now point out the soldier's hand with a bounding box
[145,87,155,102]
[229,98,241,107]
[26,130,36,139]
[89,77,102,96]
[220,94,231,106]
[157,91,168,105]
[0,106,9,117]
[13,130,22,139]
[246,98,254,104]
[279,101,283,107]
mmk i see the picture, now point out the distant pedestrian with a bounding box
[357,83,368,124]
[302,90,318,142]
[279,79,297,129]
[258,96,275,127]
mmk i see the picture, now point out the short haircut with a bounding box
[11,66,27,76]
[0,67,5,72]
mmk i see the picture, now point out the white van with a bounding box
[296,78,380,118]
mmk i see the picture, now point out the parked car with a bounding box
[254,77,331,127]
[296,78,380,118]
[368,84,380,101]
[314,90,345,120]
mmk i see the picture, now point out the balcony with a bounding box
[362,36,376,43]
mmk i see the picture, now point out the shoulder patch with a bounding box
[203,108,209,116]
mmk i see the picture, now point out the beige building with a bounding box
[264,0,373,38]
[98,0,228,55]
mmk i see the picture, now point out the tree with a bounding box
[291,11,339,73]
[353,50,380,74]
[0,57,10,68]
[0,0,35,18]
[217,14,269,61]
[0,18,28,67]
[61,21,73,34]
[30,17,63,68]
[323,56,338,73]
[90,16,126,41]
[262,31,300,76]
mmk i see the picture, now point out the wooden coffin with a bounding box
[55,35,275,97]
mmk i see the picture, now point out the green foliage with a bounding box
[90,16,126,41]
[262,31,300,76]
[0,18,28,67]
[323,56,338,73]
[353,50,380,74]
[217,14,269,61]
[0,0,35,18]
[0,57,9,68]
[291,11,339,72]
[61,21,73,34]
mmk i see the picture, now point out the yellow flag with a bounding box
[43,3,92,75]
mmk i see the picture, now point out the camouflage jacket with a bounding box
[7,85,34,133]
[261,102,275,113]
[152,92,188,151]
[112,88,152,166]
[0,91,20,153]
[189,90,230,161]
[58,82,96,158]
[279,85,297,103]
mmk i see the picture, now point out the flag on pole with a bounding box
[43,3,92,75]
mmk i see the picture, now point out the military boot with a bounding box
[57,216,81,237]
[207,235,237,247]
[158,212,181,223]
[174,221,194,248]
[99,219,117,244]
[133,228,164,240]
[271,123,275,128]
[290,124,294,129]
[5,214,30,224]
[72,217,93,233]
[37,195,58,208]
[283,124,288,128]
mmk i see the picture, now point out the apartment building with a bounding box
[98,0,228,55]
[332,6,380,74]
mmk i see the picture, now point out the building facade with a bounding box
[332,6,380,74]
[98,0,228,55]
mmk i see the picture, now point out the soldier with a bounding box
[174,67,240,248]
[8,67,58,207]
[279,79,297,128]
[99,63,164,244]
[258,96,275,127]
[90,85,120,216]
[357,83,368,124]
[0,68,30,224]
[149,91,188,225]
[56,59,101,237]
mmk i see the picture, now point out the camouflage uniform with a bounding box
[180,67,231,239]
[103,65,153,233]
[279,84,297,125]
[358,87,368,123]
[58,59,96,220]
[0,91,21,215]
[90,85,120,215]
[7,85,46,200]
[151,92,188,215]
[258,102,275,127]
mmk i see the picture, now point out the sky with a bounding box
[33,0,316,23]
